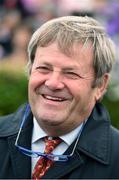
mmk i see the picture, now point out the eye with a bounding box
[64,71,84,79]
[35,66,51,74]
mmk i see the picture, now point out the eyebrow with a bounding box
[37,61,80,71]
[62,67,79,71]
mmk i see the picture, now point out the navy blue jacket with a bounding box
[0,103,119,179]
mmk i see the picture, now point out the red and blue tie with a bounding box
[32,137,62,179]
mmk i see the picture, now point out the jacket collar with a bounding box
[77,102,111,165]
[8,107,33,179]
[0,104,33,178]
[8,123,32,178]
[0,104,30,137]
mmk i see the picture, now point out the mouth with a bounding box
[42,94,67,102]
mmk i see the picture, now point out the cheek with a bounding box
[70,81,95,103]
[28,77,37,92]
[68,81,88,96]
[29,73,45,89]
[28,75,42,102]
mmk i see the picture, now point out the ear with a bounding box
[95,73,110,101]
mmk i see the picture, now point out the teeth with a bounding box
[43,95,64,101]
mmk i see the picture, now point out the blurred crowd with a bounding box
[0,0,119,100]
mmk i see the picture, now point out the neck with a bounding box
[37,120,84,137]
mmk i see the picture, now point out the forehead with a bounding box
[34,42,94,68]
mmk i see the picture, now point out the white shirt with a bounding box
[31,117,84,171]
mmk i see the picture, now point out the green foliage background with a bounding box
[0,70,28,115]
[0,70,119,129]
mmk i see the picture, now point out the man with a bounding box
[0,16,119,179]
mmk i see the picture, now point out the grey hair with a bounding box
[27,16,116,87]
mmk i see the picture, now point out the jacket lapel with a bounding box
[7,111,33,179]
[78,103,111,165]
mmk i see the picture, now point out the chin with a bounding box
[37,113,65,127]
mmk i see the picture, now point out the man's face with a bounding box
[28,43,102,135]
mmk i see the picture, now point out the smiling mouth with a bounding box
[42,94,66,102]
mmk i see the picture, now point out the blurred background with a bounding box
[0,0,119,128]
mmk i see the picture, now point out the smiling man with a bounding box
[0,16,119,179]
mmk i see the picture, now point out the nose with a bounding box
[45,71,65,90]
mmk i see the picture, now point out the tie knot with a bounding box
[44,136,62,154]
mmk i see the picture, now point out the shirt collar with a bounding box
[32,117,47,143]
[32,117,85,146]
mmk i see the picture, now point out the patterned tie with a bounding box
[32,137,62,179]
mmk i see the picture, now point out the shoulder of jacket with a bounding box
[0,104,27,137]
